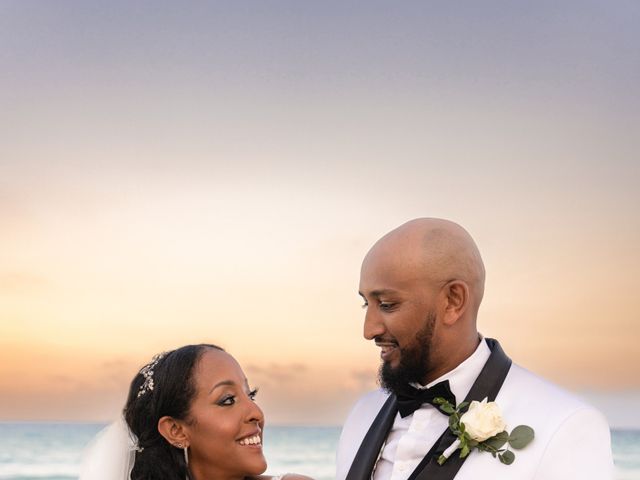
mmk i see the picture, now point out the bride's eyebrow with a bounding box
[209,380,235,394]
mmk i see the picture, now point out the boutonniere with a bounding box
[433,397,535,466]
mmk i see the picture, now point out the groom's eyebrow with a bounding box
[209,380,235,394]
[359,289,397,298]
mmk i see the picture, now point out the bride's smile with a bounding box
[237,431,262,446]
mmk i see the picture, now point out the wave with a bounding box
[0,463,78,479]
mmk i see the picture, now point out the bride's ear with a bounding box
[158,416,190,448]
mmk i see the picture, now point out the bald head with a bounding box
[363,218,485,316]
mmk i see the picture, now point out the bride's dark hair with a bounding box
[123,343,223,480]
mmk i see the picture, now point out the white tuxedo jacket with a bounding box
[336,363,614,480]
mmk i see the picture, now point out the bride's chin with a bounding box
[250,457,268,475]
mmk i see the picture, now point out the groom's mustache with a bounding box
[374,336,398,347]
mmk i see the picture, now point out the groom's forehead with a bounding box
[360,256,427,293]
[362,240,427,276]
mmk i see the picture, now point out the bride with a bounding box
[80,343,312,480]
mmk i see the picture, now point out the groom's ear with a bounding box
[158,416,190,447]
[440,280,469,325]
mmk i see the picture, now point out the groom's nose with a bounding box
[363,305,385,340]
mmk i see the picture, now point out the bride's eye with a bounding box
[248,388,259,401]
[218,395,236,406]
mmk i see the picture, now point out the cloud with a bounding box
[0,272,49,293]
[94,358,147,391]
[244,362,309,386]
[580,389,640,429]
[350,368,378,391]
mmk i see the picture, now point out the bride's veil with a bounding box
[79,416,136,480]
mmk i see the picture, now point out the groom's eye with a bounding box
[361,301,368,309]
[379,302,396,311]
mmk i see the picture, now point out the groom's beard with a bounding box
[379,312,436,396]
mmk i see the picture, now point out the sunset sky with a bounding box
[1,1,639,428]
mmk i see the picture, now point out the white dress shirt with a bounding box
[372,339,491,480]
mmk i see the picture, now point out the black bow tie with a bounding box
[396,380,456,418]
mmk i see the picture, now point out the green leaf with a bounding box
[433,397,448,406]
[449,413,459,429]
[483,431,509,450]
[459,437,467,452]
[440,404,456,415]
[508,425,535,449]
[460,444,470,458]
[498,450,515,465]
[457,401,469,411]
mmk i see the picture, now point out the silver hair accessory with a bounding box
[137,352,168,398]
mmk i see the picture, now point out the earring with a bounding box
[174,443,189,479]
[183,446,189,480]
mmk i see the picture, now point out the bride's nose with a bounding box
[246,396,264,424]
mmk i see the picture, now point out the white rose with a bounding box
[460,398,507,442]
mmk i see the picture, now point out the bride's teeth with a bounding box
[239,434,261,446]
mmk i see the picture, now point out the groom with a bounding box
[336,218,613,480]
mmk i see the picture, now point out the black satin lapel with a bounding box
[345,395,398,480]
[409,338,513,480]
[463,339,511,405]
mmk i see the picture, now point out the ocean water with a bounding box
[0,423,638,479]
[612,430,640,480]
